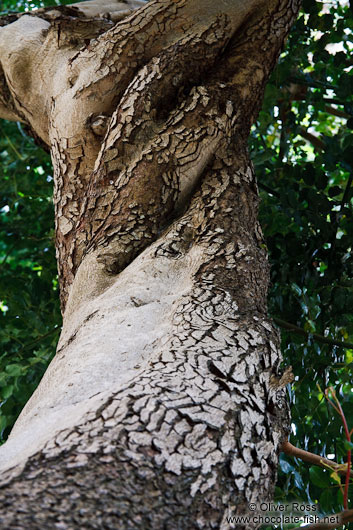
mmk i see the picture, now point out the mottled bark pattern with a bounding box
[0,0,300,528]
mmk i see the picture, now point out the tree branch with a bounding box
[324,105,350,119]
[258,182,280,198]
[9,326,60,358]
[273,317,353,349]
[323,97,352,107]
[291,510,353,530]
[282,440,353,477]
[298,128,326,151]
[289,75,337,91]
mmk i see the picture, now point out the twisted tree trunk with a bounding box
[0,0,299,527]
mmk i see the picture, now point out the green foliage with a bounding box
[249,0,353,524]
[0,120,60,440]
[0,0,76,14]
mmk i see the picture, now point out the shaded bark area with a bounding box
[0,448,249,529]
[0,0,300,527]
[1,453,225,529]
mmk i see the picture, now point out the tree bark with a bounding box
[0,0,300,528]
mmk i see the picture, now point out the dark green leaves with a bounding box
[250,0,353,516]
[0,119,60,442]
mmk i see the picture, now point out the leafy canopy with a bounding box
[249,0,353,518]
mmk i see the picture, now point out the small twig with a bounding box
[291,509,353,529]
[0,244,15,266]
[0,124,25,160]
[289,75,337,91]
[7,326,60,358]
[323,98,351,107]
[325,387,351,510]
[324,105,350,119]
[298,127,326,151]
[273,317,353,350]
[258,182,280,198]
[282,440,353,477]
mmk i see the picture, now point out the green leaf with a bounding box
[5,364,22,377]
[292,283,302,296]
[343,440,353,451]
[309,466,331,488]
[319,490,334,512]
[1,385,14,400]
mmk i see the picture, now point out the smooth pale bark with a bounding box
[0,0,299,527]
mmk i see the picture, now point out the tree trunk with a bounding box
[0,1,299,527]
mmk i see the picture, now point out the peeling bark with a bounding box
[0,0,300,528]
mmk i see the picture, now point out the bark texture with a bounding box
[0,0,300,528]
